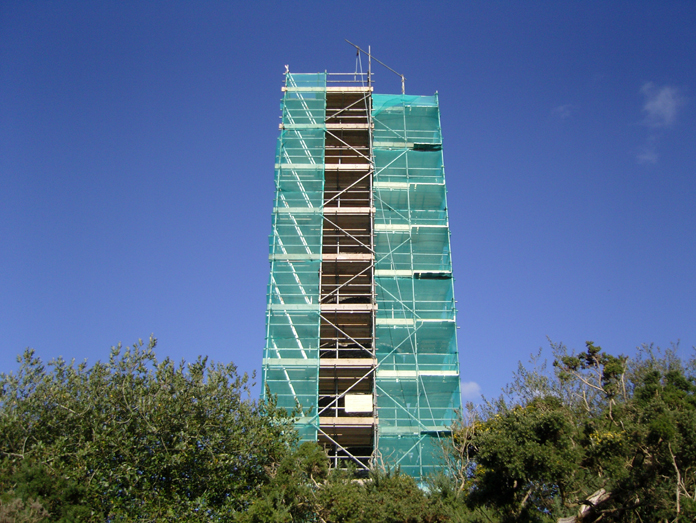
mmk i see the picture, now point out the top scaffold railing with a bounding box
[345,39,405,94]
[326,72,371,87]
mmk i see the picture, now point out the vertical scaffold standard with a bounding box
[262,71,461,481]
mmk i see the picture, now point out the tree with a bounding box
[0,494,48,523]
[241,442,453,523]
[446,342,696,523]
[0,337,296,522]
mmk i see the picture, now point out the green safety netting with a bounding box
[374,149,445,183]
[262,75,461,482]
[282,73,327,127]
[377,376,460,428]
[267,260,321,305]
[372,93,461,479]
[264,73,326,442]
[375,277,455,320]
[374,228,451,272]
[376,321,458,372]
[277,130,325,168]
[377,434,447,479]
[372,94,442,147]
[270,213,322,256]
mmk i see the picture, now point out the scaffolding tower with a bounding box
[262,69,461,481]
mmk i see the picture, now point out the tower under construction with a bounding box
[262,64,461,481]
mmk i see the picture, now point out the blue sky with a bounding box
[2,1,695,400]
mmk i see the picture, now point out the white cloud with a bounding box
[552,104,575,119]
[640,82,684,128]
[637,146,658,165]
[460,381,482,399]
[636,82,686,164]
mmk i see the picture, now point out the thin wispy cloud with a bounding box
[461,381,482,400]
[637,82,685,164]
[637,134,659,164]
[640,82,684,128]
[552,103,575,119]
[637,147,658,165]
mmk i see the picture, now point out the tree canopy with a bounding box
[445,342,696,522]
[3,338,695,523]
[0,338,295,521]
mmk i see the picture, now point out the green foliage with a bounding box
[467,398,580,521]
[0,496,48,523]
[0,461,89,522]
[0,338,296,522]
[5,336,695,523]
[446,341,696,523]
[240,442,329,523]
[242,442,455,522]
